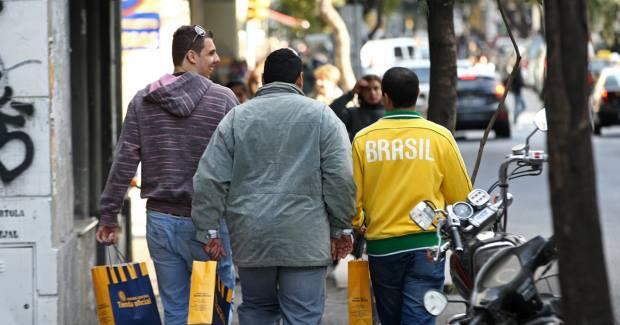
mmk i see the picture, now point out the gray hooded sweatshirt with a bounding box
[100,72,238,226]
[192,82,356,267]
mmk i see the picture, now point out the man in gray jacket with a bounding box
[192,48,355,324]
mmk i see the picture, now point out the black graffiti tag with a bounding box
[0,57,38,184]
[0,86,34,183]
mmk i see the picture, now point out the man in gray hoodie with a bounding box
[95,25,237,325]
[192,48,356,324]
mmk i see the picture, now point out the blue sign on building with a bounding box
[121,0,160,50]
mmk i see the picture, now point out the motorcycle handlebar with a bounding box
[500,153,547,181]
[450,226,464,253]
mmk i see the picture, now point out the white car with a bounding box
[590,66,620,134]
[361,38,429,77]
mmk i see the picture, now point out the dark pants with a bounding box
[369,250,445,325]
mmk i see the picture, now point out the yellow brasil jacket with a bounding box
[352,110,473,256]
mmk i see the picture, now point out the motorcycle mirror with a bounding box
[511,143,526,155]
[409,201,436,231]
[423,290,448,316]
[533,108,548,132]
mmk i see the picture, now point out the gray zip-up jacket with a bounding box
[192,82,356,267]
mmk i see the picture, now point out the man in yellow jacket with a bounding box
[352,67,472,324]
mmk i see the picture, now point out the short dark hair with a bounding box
[361,74,381,83]
[381,67,419,108]
[171,25,214,67]
[262,48,302,84]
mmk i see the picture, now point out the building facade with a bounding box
[0,0,121,324]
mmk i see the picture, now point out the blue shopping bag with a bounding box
[212,273,233,325]
[92,262,162,325]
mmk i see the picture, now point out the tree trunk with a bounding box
[318,0,356,91]
[544,1,615,323]
[426,0,457,132]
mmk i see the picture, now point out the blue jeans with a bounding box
[237,266,327,325]
[146,211,234,325]
[369,249,445,325]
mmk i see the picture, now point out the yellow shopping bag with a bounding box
[188,260,233,325]
[348,260,373,324]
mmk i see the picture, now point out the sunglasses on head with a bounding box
[186,25,207,53]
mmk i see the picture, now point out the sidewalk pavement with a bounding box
[229,273,465,325]
[133,236,464,324]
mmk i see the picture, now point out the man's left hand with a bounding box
[203,239,226,261]
[331,235,353,260]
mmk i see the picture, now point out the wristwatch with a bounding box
[207,229,219,239]
[338,229,353,237]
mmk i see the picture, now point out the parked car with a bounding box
[589,51,620,84]
[455,69,510,138]
[590,66,620,135]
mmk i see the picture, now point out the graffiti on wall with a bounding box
[0,56,40,183]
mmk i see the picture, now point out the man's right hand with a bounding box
[203,239,226,261]
[352,78,369,95]
[96,224,121,246]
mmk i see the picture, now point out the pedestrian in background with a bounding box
[95,25,238,325]
[329,74,384,260]
[192,48,355,324]
[512,67,526,123]
[247,61,264,97]
[330,74,384,142]
[313,63,344,105]
[352,67,472,324]
[226,79,249,103]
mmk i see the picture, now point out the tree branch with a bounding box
[318,0,357,90]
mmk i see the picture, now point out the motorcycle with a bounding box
[410,109,562,323]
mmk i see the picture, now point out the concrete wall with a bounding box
[0,0,97,324]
